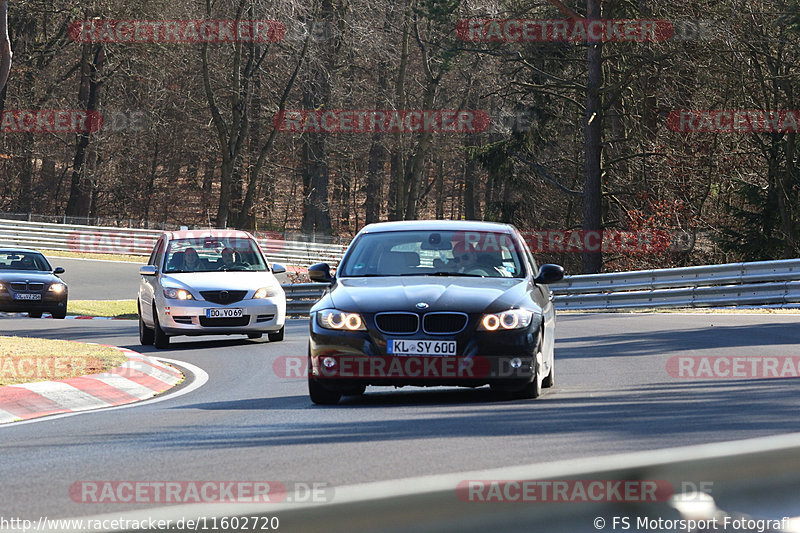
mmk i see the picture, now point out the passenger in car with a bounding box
[183,247,202,271]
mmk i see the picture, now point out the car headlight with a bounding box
[253,286,279,299]
[477,309,533,331]
[317,309,367,331]
[0,282,4,291]
[163,288,194,300]
[48,283,66,294]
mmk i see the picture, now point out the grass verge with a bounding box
[0,336,128,386]
[47,251,147,263]
[67,299,138,319]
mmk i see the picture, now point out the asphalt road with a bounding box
[2,312,800,524]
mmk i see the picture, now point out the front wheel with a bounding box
[152,306,170,349]
[28,311,43,319]
[51,309,67,319]
[268,326,285,342]
[139,302,154,346]
[309,376,342,405]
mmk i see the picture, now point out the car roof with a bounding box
[358,220,517,234]
[0,248,46,255]
[165,229,255,240]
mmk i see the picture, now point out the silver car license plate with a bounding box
[388,339,456,356]
[206,308,244,318]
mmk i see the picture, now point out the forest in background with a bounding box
[2,0,800,273]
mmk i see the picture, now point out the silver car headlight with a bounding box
[253,286,280,299]
[317,309,367,331]
[163,288,194,300]
[477,309,534,331]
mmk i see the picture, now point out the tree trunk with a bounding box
[66,42,105,217]
[582,0,603,274]
[0,0,11,94]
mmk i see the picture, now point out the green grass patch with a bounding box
[68,299,138,319]
[47,251,147,263]
[0,336,128,386]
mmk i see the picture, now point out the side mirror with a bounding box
[308,263,334,284]
[271,263,287,275]
[534,264,565,285]
[53,267,65,275]
[139,265,158,276]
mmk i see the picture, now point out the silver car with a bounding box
[138,230,287,348]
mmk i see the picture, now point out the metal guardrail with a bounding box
[0,218,346,269]
[4,217,800,313]
[280,259,800,315]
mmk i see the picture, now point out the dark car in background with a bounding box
[0,248,68,318]
[306,220,565,405]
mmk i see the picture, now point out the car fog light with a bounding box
[510,358,523,369]
[323,357,337,369]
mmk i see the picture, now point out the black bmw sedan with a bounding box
[0,249,68,318]
[307,220,564,404]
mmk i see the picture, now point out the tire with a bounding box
[28,311,43,319]
[51,309,66,320]
[248,333,263,340]
[152,306,170,349]
[342,384,366,397]
[268,326,285,342]
[309,376,342,405]
[514,358,542,399]
[138,302,154,346]
[542,359,554,388]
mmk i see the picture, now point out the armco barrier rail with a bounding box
[278,259,800,315]
[4,217,800,313]
[0,218,346,268]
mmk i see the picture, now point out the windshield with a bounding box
[338,230,525,278]
[162,237,267,273]
[0,251,51,271]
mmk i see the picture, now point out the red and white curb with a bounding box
[0,346,183,424]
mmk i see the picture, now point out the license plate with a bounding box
[205,308,244,318]
[388,339,456,356]
[14,293,42,301]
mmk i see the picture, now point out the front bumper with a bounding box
[309,311,539,389]
[156,296,286,336]
[0,292,67,313]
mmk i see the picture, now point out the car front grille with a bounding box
[9,282,44,292]
[375,313,419,334]
[200,290,248,305]
[199,316,250,327]
[423,313,469,334]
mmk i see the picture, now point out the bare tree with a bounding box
[0,0,10,93]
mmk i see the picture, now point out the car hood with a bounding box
[160,271,280,292]
[325,276,533,314]
[0,271,62,284]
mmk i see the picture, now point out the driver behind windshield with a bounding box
[219,247,239,270]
